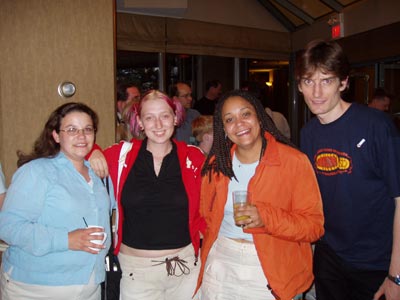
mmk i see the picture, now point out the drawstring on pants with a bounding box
[152,256,190,277]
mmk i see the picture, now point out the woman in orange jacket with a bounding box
[195,90,324,300]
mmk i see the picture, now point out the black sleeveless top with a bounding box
[121,141,191,250]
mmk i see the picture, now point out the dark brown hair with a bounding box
[295,40,350,81]
[17,102,98,167]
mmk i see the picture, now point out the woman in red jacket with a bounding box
[90,90,205,300]
[195,90,324,300]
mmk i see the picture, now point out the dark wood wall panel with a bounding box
[338,22,400,64]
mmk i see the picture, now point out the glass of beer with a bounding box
[232,190,251,227]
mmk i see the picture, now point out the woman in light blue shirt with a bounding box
[0,102,112,300]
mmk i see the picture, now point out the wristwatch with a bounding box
[387,274,400,285]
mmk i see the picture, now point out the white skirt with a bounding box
[0,266,100,300]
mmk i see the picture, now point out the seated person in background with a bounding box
[191,115,213,156]
[194,80,222,115]
[0,163,6,209]
[241,80,291,139]
[368,87,391,112]
[116,82,141,142]
[116,82,141,123]
[118,101,146,141]
[170,81,200,144]
[264,107,291,139]
[125,84,141,103]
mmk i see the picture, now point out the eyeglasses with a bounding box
[59,127,95,136]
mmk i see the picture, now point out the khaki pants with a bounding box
[118,244,200,300]
[199,236,274,300]
[199,237,275,300]
[0,267,100,300]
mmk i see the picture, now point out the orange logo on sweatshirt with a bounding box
[314,149,352,176]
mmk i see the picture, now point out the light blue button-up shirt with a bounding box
[0,152,114,285]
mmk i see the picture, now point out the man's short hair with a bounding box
[295,40,350,82]
[117,81,141,101]
[205,80,221,91]
[117,83,129,101]
[169,81,191,98]
[372,88,390,101]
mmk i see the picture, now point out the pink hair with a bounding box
[129,90,185,137]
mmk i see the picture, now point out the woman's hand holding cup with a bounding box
[68,225,107,254]
[232,191,252,227]
[87,225,107,252]
[232,191,264,229]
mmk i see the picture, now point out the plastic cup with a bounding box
[232,191,251,227]
[87,225,107,251]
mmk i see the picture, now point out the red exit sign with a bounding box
[331,24,342,39]
[328,13,344,39]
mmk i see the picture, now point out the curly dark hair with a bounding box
[17,102,98,167]
[202,89,295,180]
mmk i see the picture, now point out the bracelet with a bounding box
[387,274,400,285]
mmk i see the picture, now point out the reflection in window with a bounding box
[116,50,290,121]
[117,51,159,93]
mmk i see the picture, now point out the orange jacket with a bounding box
[196,132,324,300]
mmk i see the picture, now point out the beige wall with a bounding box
[120,0,288,32]
[184,0,287,32]
[116,12,290,60]
[0,0,115,184]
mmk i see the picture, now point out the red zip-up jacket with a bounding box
[196,132,324,300]
[103,139,206,257]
